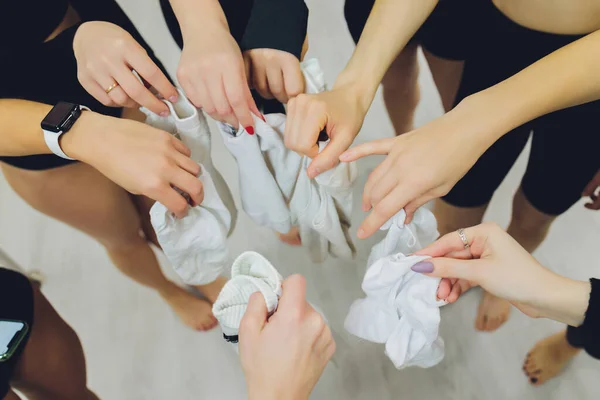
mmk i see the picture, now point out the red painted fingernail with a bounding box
[260,114,266,122]
[245,126,255,135]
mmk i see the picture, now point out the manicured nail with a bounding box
[160,110,169,117]
[411,261,434,273]
[260,114,266,122]
[169,95,178,102]
[245,126,255,135]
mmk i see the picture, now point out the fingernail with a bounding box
[411,262,434,273]
[260,114,266,122]
[362,203,371,212]
[357,229,366,239]
[160,111,169,117]
[245,126,255,135]
[169,95,178,102]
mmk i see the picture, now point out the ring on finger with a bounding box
[457,228,470,249]
[105,82,119,94]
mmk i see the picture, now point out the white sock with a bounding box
[163,90,237,234]
[217,118,293,234]
[344,252,445,369]
[150,163,230,285]
[367,208,439,267]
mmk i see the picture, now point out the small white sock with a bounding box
[150,163,230,285]
[344,252,445,369]
[217,119,293,234]
[163,90,237,234]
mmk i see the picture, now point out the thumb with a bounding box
[412,257,480,283]
[240,292,268,340]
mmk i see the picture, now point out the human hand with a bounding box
[73,21,177,115]
[177,25,260,130]
[340,102,493,238]
[285,84,369,179]
[244,49,305,104]
[582,169,600,210]
[413,223,590,326]
[239,275,335,400]
[62,112,203,218]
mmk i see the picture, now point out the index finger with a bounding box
[128,49,178,102]
[277,274,307,312]
[357,186,410,239]
[415,226,478,257]
[223,67,257,130]
[114,64,167,115]
[339,137,396,162]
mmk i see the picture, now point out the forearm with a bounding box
[335,0,438,107]
[168,0,228,37]
[536,273,590,327]
[0,100,54,156]
[456,29,600,144]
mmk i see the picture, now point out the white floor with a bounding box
[2,1,599,399]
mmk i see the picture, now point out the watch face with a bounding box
[41,102,78,132]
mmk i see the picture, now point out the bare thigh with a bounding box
[432,198,488,236]
[11,286,95,400]
[1,162,142,248]
[423,49,464,112]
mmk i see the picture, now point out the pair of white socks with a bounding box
[142,92,235,285]
[344,208,446,369]
[216,59,357,263]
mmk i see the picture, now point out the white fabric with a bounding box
[150,164,230,285]
[143,91,236,285]
[345,208,445,369]
[212,252,284,351]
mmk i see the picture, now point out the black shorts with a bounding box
[0,269,34,398]
[346,0,600,216]
[0,0,171,171]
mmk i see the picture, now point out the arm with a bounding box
[284,0,438,178]
[0,99,202,217]
[344,29,600,237]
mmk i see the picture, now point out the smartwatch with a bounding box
[41,101,90,160]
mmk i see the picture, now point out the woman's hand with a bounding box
[583,169,600,210]
[177,25,260,130]
[413,223,590,326]
[340,100,494,238]
[244,49,305,104]
[239,275,335,400]
[285,83,369,179]
[62,112,203,218]
[73,21,177,115]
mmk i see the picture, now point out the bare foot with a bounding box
[277,226,302,246]
[475,290,511,331]
[195,276,228,304]
[161,286,217,331]
[523,330,581,386]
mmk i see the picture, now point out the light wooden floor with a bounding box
[1,1,599,399]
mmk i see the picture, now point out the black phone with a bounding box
[0,319,29,362]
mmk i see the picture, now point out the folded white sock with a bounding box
[150,163,230,285]
[344,252,446,369]
[367,208,439,267]
[212,252,284,351]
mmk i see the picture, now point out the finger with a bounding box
[170,136,192,157]
[362,157,393,211]
[113,64,169,114]
[436,278,452,300]
[585,198,600,210]
[81,77,117,107]
[339,138,396,162]
[173,152,201,177]
[313,323,333,354]
[266,65,287,104]
[403,196,432,224]
[278,274,307,312]
[415,226,479,257]
[358,186,410,239]
[240,292,268,340]
[414,257,479,283]
[286,96,321,159]
[127,50,178,102]
[308,129,355,178]
[169,170,204,207]
[582,171,600,196]
[282,60,305,100]
[250,60,273,100]
[108,85,138,108]
[206,77,237,127]
[368,170,398,207]
[155,187,189,218]
[224,67,255,129]
[447,280,463,303]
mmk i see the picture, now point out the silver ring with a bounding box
[457,228,470,249]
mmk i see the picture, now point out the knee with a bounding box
[381,53,420,108]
